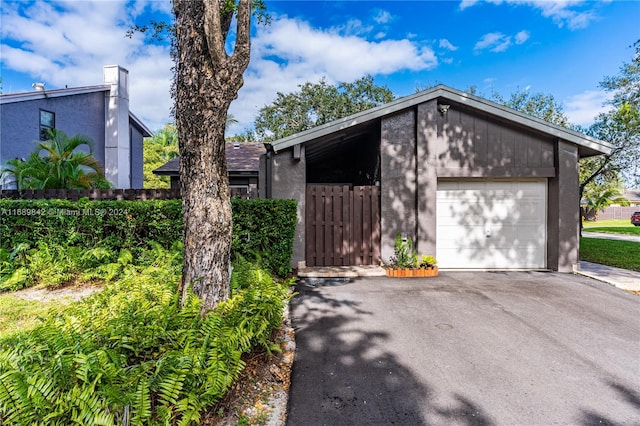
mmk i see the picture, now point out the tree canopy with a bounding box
[581,39,640,189]
[491,89,571,128]
[253,75,395,142]
[143,124,179,188]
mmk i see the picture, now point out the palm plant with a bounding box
[584,184,629,220]
[2,129,110,190]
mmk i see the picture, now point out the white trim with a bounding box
[0,85,110,104]
[129,112,153,137]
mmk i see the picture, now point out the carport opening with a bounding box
[306,122,380,186]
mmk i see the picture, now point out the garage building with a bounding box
[260,85,612,273]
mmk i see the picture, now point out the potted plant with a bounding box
[386,234,438,277]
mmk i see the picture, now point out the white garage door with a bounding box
[436,179,547,269]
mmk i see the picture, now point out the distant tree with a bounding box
[600,39,639,108]
[492,89,571,128]
[581,40,640,192]
[143,124,179,188]
[254,75,395,141]
[583,181,629,221]
[581,103,640,191]
[1,129,110,190]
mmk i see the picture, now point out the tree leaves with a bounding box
[254,75,395,142]
[1,129,110,191]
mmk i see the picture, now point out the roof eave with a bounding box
[0,85,111,104]
[130,112,153,137]
[269,85,613,157]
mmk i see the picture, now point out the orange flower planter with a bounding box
[386,267,438,278]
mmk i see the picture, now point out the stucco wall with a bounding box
[380,109,417,264]
[0,92,106,167]
[269,145,306,268]
[377,99,579,272]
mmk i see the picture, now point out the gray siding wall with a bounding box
[0,92,106,167]
[269,145,306,268]
[548,141,579,272]
[130,124,145,189]
[380,109,417,264]
[433,105,555,177]
[377,100,579,272]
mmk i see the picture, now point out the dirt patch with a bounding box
[12,282,105,302]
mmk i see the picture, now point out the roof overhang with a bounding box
[0,85,111,104]
[130,112,153,137]
[268,85,612,158]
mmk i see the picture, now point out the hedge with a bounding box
[0,198,297,276]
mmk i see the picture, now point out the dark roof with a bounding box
[153,142,265,176]
[153,157,179,175]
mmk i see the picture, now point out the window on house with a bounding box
[230,185,249,199]
[39,110,55,140]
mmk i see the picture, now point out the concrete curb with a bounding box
[574,261,640,292]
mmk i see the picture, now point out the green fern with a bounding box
[0,247,290,426]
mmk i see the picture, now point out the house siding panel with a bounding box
[0,92,106,167]
[434,105,555,177]
[130,124,145,189]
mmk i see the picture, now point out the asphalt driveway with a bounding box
[286,272,640,425]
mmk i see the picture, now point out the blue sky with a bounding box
[1,0,638,135]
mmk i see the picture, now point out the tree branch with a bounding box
[203,0,227,67]
[230,0,251,76]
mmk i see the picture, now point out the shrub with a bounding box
[0,250,292,425]
[0,198,297,278]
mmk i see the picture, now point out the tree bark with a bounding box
[173,0,251,313]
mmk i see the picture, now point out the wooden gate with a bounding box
[305,185,380,267]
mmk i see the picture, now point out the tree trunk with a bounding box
[174,0,251,313]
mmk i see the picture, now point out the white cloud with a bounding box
[0,1,174,131]
[459,0,480,10]
[1,3,439,135]
[474,32,512,53]
[474,29,530,53]
[373,9,394,24]
[460,0,599,30]
[564,90,613,127]
[439,38,458,51]
[227,16,438,133]
[515,30,530,44]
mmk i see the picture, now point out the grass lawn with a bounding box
[580,237,640,272]
[0,294,73,337]
[582,219,633,228]
[582,219,640,235]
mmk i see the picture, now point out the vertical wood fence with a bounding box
[305,185,380,267]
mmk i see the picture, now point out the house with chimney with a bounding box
[0,65,152,189]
